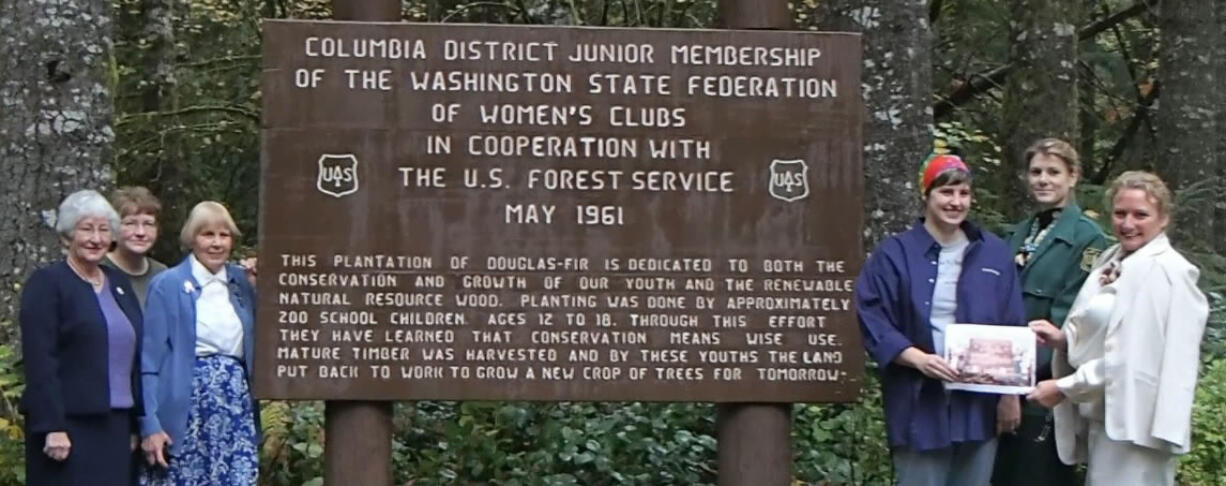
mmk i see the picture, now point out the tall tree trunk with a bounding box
[1000,0,1081,220]
[138,0,177,112]
[1214,1,1226,254]
[1078,68,1097,179]
[426,0,443,22]
[817,1,932,249]
[0,0,116,325]
[1154,0,1220,250]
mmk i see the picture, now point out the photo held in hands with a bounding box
[943,323,1036,394]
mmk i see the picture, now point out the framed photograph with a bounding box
[943,324,1035,394]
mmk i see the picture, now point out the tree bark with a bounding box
[817,0,932,249]
[1078,67,1097,178]
[1153,0,1220,250]
[999,0,1081,220]
[1214,0,1226,254]
[427,0,444,22]
[138,0,177,112]
[0,0,115,325]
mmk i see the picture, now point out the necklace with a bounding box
[1015,209,1061,267]
[67,258,104,290]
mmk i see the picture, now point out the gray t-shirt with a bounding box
[103,255,168,309]
[930,233,969,357]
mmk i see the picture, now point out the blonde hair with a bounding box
[1106,171,1174,218]
[1024,138,1081,174]
[110,186,162,218]
[179,201,241,248]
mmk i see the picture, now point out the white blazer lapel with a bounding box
[1105,235,1170,337]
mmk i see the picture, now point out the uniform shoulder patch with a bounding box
[1080,247,1102,272]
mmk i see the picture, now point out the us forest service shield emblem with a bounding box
[316,153,359,198]
[768,159,810,202]
[1081,247,1102,272]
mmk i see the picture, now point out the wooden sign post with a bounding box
[322,5,397,486]
[257,2,862,483]
[713,3,798,485]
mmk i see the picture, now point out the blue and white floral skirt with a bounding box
[141,355,258,486]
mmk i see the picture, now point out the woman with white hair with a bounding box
[138,201,258,485]
[20,189,144,485]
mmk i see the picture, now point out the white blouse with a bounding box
[190,256,244,358]
[1058,277,1117,420]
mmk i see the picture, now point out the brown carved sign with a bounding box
[256,20,864,402]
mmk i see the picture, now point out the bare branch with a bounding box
[177,55,260,69]
[1092,81,1160,184]
[933,64,1012,119]
[934,0,1158,119]
[441,2,522,23]
[116,105,259,126]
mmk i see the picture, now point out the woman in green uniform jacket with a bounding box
[993,138,1108,485]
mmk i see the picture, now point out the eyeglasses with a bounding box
[121,220,157,229]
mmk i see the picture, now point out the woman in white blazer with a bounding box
[1026,171,1209,485]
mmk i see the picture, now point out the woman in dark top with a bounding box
[20,189,143,486]
[992,139,1108,486]
[856,153,1024,486]
[104,186,168,309]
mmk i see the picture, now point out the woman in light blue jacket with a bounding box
[139,201,258,486]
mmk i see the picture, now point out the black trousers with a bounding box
[992,408,1080,486]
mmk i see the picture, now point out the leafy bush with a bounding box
[256,376,892,486]
[794,372,892,485]
[0,321,25,486]
[395,401,717,485]
[1179,358,1226,486]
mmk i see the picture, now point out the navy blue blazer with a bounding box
[855,220,1026,451]
[19,261,144,434]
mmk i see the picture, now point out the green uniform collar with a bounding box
[1045,202,1084,245]
[1014,202,1083,269]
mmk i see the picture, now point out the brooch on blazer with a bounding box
[117,286,125,295]
[184,280,195,294]
[1099,260,1122,286]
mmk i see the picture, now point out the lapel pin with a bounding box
[117,287,125,295]
[184,281,195,294]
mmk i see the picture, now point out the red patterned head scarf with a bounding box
[918,153,970,195]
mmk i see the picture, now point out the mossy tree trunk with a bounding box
[0,0,115,325]
[1153,0,1222,249]
[1000,0,1081,220]
[817,0,933,249]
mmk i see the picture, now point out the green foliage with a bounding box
[251,371,893,486]
[113,0,264,263]
[1179,358,1226,486]
[0,321,25,486]
[253,390,895,486]
[934,120,1011,233]
[793,373,891,484]
[397,401,715,485]
[260,401,326,486]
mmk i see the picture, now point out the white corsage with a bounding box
[184,281,195,294]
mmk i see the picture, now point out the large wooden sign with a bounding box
[256,20,864,402]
